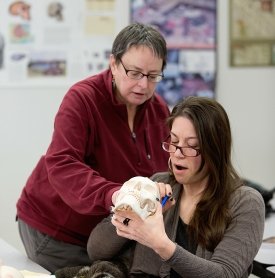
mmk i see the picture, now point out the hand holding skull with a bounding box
[112,176,160,220]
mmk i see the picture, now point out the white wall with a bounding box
[217,0,275,188]
[0,86,66,252]
[0,0,275,253]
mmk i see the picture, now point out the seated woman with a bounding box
[87,96,265,278]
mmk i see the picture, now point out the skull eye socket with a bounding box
[132,181,142,191]
[143,183,158,194]
[140,198,157,212]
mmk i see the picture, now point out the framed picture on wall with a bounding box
[230,0,275,67]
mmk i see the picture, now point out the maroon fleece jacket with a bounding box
[16,69,170,245]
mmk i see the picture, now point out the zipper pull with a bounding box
[132,132,136,140]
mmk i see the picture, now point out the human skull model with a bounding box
[113,176,160,219]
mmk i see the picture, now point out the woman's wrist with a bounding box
[153,237,176,260]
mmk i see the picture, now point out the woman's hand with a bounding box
[156,182,175,212]
[111,203,176,260]
[111,190,120,205]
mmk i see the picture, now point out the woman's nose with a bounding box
[137,75,149,88]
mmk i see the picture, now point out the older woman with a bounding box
[17,22,170,273]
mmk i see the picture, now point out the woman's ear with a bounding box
[109,54,118,75]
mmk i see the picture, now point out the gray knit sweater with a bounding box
[88,172,265,278]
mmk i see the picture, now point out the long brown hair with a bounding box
[167,96,242,251]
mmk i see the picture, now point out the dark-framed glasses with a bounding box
[119,59,163,83]
[162,141,201,157]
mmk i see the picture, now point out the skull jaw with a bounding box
[113,195,156,220]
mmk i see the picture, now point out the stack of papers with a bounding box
[20,271,54,278]
[254,237,275,265]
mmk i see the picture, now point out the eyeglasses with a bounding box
[119,59,163,83]
[162,142,201,157]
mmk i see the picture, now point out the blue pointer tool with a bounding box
[161,195,169,207]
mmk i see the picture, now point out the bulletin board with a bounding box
[0,0,217,107]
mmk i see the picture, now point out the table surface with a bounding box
[254,198,275,265]
[266,266,275,274]
[0,238,50,274]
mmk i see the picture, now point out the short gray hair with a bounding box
[111,22,167,70]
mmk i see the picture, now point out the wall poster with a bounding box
[0,0,217,109]
[0,0,122,87]
[131,0,217,108]
[230,0,275,67]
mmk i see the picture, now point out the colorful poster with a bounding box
[0,0,120,86]
[131,0,216,49]
[131,0,217,107]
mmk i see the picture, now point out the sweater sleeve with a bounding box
[164,187,265,278]
[45,84,121,215]
[87,216,131,261]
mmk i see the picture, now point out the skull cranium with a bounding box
[113,176,160,219]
